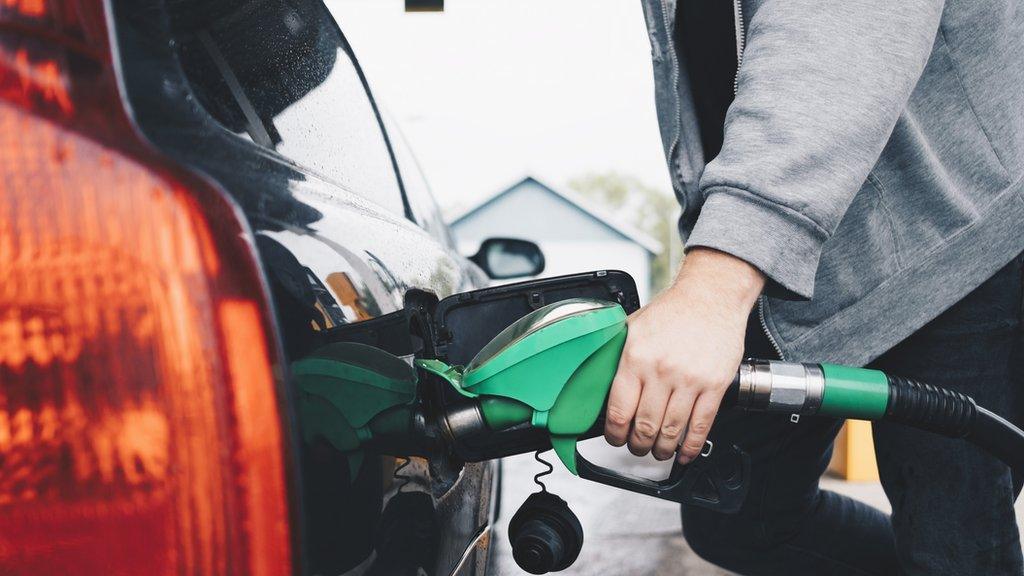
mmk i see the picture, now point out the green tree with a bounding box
[568,172,680,292]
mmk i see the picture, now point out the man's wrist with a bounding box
[670,248,766,316]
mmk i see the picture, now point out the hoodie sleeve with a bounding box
[685,0,945,299]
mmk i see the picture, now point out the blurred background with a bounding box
[328,2,1022,574]
[330,0,681,304]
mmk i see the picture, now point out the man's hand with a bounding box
[604,248,765,463]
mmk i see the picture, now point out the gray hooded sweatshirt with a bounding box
[640,0,1024,366]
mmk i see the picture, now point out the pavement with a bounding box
[489,438,1024,575]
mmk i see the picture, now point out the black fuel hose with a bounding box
[970,407,1024,477]
[885,375,1024,476]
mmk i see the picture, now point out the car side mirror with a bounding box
[469,238,545,280]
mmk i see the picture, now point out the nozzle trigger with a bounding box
[572,440,750,511]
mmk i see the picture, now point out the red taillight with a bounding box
[1,0,50,22]
[0,5,293,576]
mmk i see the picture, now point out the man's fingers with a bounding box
[677,391,723,464]
[651,390,695,461]
[627,382,671,457]
[604,371,641,447]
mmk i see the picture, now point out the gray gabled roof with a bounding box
[448,176,664,255]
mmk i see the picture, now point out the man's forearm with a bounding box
[671,247,765,316]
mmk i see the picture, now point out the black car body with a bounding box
[118,2,503,573]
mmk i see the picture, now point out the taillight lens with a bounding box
[0,5,293,576]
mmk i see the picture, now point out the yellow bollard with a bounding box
[828,420,880,481]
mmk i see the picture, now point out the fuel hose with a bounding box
[728,361,1024,477]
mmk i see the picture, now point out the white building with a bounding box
[449,176,663,304]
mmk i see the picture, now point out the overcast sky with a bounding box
[327,0,672,213]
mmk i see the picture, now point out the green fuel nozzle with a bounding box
[294,297,1024,509]
[417,298,628,475]
[414,298,1024,501]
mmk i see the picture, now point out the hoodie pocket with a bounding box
[869,32,1012,266]
[768,177,901,340]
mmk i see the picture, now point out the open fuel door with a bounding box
[425,270,640,374]
[321,270,637,360]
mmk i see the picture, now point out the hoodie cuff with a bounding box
[685,187,827,300]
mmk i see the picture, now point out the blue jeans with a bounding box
[683,254,1024,575]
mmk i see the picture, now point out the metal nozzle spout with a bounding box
[440,402,489,444]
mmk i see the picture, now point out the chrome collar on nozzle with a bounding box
[735,360,825,415]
